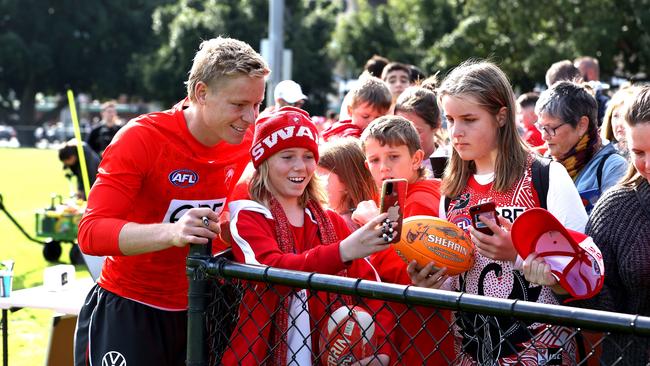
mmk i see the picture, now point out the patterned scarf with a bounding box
[268,196,351,365]
[557,132,601,180]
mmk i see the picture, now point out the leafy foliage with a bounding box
[331,0,650,91]
[134,0,339,114]
[0,0,170,125]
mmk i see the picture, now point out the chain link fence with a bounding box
[187,247,650,366]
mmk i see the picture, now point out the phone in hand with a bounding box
[429,156,449,179]
[469,201,499,235]
[379,178,407,243]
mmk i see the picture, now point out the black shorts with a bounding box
[74,284,187,366]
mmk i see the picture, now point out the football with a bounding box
[320,305,376,366]
[393,215,474,275]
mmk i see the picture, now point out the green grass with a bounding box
[1,147,91,365]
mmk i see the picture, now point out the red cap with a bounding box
[511,208,604,301]
[250,106,319,168]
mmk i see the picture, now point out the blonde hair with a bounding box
[318,138,379,212]
[360,115,426,179]
[601,86,635,143]
[186,37,270,101]
[620,85,650,187]
[438,60,529,197]
[349,75,392,112]
[249,160,327,208]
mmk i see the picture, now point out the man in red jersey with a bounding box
[74,37,269,366]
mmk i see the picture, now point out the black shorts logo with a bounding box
[102,351,126,366]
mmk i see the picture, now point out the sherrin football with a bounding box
[393,215,474,275]
[320,305,376,366]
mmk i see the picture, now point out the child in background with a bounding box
[515,92,544,150]
[317,137,379,231]
[381,62,412,110]
[394,83,445,174]
[355,115,454,365]
[224,107,394,366]
[322,75,391,141]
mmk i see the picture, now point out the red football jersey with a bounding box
[78,99,252,309]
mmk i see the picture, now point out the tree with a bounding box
[329,0,455,77]
[284,0,342,114]
[423,0,650,90]
[135,0,338,115]
[133,0,268,107]
[0,0,170,126]
[330,0,650,91]
[329,1,404,77]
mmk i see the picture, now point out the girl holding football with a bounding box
[410,60,588,365]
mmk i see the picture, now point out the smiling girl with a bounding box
[412,60,588,365]
[223,107,394,366]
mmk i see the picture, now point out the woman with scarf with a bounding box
[222,107,393,366]
[535,81,628,214]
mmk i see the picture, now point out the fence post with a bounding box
[186,242,212,366]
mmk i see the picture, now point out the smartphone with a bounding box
[469,201,499,235]
[429,156,449,179]
[379,179,407,243]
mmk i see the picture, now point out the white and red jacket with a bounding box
[224,200,394,365]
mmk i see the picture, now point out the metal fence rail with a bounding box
[187,248,650,365]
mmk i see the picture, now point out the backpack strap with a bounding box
[596,151,616,192]
[532,157,552,210]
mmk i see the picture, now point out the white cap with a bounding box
[274,80,307,104]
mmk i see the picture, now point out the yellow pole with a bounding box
[66,90,91,199]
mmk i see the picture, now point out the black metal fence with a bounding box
[186,247,650,366]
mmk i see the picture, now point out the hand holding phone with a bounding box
[379,179,407,243]
[469,202,500,235]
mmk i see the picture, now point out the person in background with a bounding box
[364,54,390,78]
[322,75,391,141]
[527,85,650,365]
[317,137,379,231]
[516,92,544,151]
[86,100,122,156]
[535,81,628,214]
[600,86,635,159]
[338,55,390,120]
[394,83,444,174]
[575,56,610,126]
[408,64,426,84]
[272,79,308,110]
[545,59,583,88]
[58,139,101,200]
[224,107,394,365]
[74,37,269,366]
[410,60,588,365]
[381,62,412,110]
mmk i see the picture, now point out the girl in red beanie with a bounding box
[223,106,395,366]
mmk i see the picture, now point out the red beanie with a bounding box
[250,106,320,168]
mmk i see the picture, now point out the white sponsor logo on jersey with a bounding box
[163,198,226,223]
